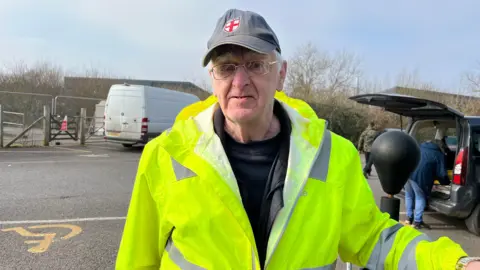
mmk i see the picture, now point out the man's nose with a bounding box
[231,66,250,88]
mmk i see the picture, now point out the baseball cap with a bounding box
[202,9,281,67]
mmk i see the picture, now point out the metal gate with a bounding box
[85,116,105,143]
[0,104,50,148]
[49,108,105,145]
[49,114,79,142]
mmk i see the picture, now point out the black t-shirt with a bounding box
[224,131,281,246]
[212,102,291,267]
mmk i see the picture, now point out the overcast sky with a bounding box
[1,0,479,92]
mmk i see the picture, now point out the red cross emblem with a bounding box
[224,18,240,33]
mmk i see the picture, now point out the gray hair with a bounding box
[274,50,283,72]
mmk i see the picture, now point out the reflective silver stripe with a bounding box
[163,128,172,136]
[171,157,196,180]
[301,260,337,270]
[308,129,332,181]
[165,237,206,269]
[397,234,432,270]
[365,223,403,269]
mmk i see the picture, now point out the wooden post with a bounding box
[0,105,3,148]
[43,105,51,146]
[79,108,86,145]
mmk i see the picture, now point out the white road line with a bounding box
[53,146,92,153]
[0,159,139,165]
[77,154,110,158]
[0,150,82,154]
[0,148,92,154]
[0,216,126,225]
[89,145,125,151]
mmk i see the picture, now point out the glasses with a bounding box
[210,60,278,80]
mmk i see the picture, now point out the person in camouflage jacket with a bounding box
[357,121,379,178]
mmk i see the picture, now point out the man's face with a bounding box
[209,46,286,124]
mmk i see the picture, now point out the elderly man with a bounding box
[116,8,480,270]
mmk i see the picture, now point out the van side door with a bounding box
[468,124,480,186]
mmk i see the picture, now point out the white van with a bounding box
[104,83,201,147]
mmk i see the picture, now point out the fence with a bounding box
[53,95,103,116]
[0,105,93,148]
[0,90,108,146]
[3,111,25,130]
[0,105,48,147]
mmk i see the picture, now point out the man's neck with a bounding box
[224,113,280,143]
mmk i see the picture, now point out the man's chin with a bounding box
[225,109,258,124]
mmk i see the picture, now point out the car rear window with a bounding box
[445,136,457,145]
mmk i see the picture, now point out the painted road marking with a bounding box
[88,145,132,151]
[78,154,110,158]
[1,224,82,253]
[0,159,138,165]
[53,146,92,153]
[0,216,126,225]
[0,147,91,154]
[0,150,87,154]
[87,143,144,151]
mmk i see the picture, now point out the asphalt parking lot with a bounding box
[0,143,479,269]
[0,143,141,270]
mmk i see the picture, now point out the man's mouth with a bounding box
[231,96,252,99]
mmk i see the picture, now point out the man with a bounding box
[362,127,387,176]
[357,121,379,178]
[116,8,480,269]
[404,139,451,229]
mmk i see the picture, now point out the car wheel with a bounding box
[465,203,480,236]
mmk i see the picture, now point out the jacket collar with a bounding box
[191,93,318,147]
[162,91,327,155]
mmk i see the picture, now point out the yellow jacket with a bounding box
[116,91,468,269]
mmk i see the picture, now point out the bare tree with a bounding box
[285,42,362,99]
[285,42,331,98]
[325,49,363,93]
[461,60,480,94]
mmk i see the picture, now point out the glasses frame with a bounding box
[209,60,278,80]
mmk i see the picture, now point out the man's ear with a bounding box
[276,61,287,90]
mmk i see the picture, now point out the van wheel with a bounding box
[465,203,480,236]
[122,144,133,148]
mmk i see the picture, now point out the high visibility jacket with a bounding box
[116,91,468,270]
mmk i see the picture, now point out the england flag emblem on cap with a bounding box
[224,18,240,32]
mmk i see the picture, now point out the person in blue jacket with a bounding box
[404,139,450,229]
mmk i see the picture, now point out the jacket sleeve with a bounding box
[115,142,167,270]
[357,131,365,151]
[338,141,468,269]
